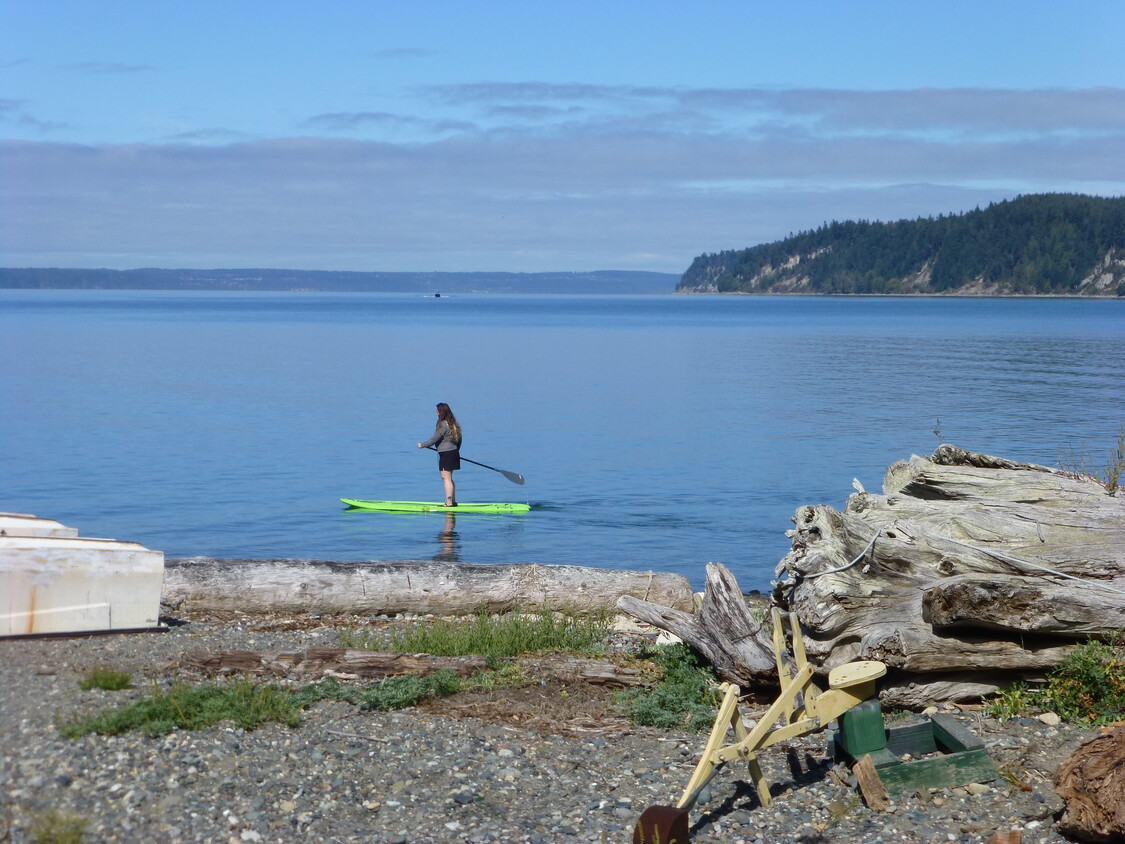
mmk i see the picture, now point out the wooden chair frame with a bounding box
[676,607,886,809]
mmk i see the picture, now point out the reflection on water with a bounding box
[434,513,460,562]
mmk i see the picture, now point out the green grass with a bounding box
[1058,424,1125,495]
[77,667,132,691]
[60,677,301,738]
[340,607,612,658]
[988,636,1125,725]
[59,610,725,738]
[617,643,721,731]
[292,671,462,711]
[27,809,87,844]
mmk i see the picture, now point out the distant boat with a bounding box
[434,292,441,298]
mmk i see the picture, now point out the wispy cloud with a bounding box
[302,110,476,135]
[0,98,69,133]
[2,85,1121,271]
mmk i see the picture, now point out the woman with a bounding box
[417,402,462,506]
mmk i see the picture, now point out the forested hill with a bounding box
[678,194,1125,296]
[0,268,678,295]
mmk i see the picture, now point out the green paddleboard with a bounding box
[341,499,531,514]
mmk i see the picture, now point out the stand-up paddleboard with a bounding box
[341,499,531,514]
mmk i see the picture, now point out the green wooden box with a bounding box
[830,711,998,795]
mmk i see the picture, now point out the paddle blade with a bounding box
[502,470,526,485]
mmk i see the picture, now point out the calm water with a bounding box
[2,291,1122,591]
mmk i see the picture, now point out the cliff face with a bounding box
[678,194,1125,296]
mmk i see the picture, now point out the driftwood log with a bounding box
[618,562,774,686]
[176,648,647,687]
[619,445,1125,707]
[163,558,694,616]
[778,445,1125,705]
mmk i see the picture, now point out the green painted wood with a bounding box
[930,713,985,751]
[875,748,997,794]
[885,721,938,756]
[839,700,888,757]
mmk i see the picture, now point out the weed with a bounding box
[1058,424,1125,495]
[987,636,1125,725]
[293,671,462,711]
[618,643,720,731]
[27,808,87,844]
[346,607,612,659]
[60,677,301,737]
[1042,636,1125,724]
[986,681,1040,722]
[77,667,132,691]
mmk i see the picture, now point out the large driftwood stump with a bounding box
[163,558,694,616]
[616,445,1124,708]
[617,561,775,685]
[776,445,1125,705]
[1055,726,1125,843]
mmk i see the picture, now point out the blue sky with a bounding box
[2,1,1123,273]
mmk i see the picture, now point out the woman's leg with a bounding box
[441,469,457,506]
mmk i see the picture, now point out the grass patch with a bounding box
[27,809,87,844]
[617,643,721,731]
[988,636,1125,725]
[341,607,612,658]
[60,677,301,738]
[294,661,530,712]
[1058,424,1125,495]
[293,671,462,711]
[77,667,132,691]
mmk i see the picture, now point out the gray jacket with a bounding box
[421,421,461,452]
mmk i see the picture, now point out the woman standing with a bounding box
[417,402,462,506]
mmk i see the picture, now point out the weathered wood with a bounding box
[774,445,1125,704]
[923,575,1125,636]
[617,562,775,685]
[617,445,1125,707]
[853,754,889,810]
[178,648,488,679]
[1055,726,1125,844]
[163,558,694,615]
[176,647,647,687]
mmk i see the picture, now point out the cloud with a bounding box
[0,98,69,133]
[421,82,1125,139]
[301,111,476,135]
[1,86,1122,272]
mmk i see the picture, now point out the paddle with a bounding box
[425,446,525,485]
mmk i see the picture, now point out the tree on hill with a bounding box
[680,194,1125,296]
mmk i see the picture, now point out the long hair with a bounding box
[435,402,462,445]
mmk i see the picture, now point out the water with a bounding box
[2,290,1122,591]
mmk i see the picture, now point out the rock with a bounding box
[1055,726,1125,843]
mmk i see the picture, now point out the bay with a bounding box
[2,290,1122,591]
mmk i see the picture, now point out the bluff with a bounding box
[678,193,1125,296]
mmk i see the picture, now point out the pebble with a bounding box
[0,612,1100,843]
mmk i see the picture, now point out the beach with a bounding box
[0,609,1100,844]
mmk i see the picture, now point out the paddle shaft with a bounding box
[425,446,525,485]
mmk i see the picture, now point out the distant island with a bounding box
[679,193,1125,296]
[0,268,679,295]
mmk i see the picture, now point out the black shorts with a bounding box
[438,450,461,472]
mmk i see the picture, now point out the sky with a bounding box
[2,1,1123,274]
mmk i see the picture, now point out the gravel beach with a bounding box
[0,610,1100,844]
